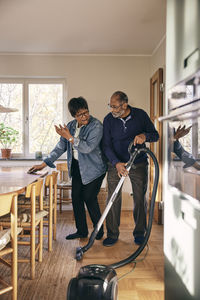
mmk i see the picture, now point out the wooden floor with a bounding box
[0,210,164,300]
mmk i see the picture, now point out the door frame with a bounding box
[149,68,163,224]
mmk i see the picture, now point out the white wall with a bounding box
[150,37,166,78]
[0,54,153,209]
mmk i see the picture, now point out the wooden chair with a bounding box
[17,172,58,253]
[50,171,58,241]
[0,192,19,300]
[43,171,58,251]
[56,163,72,213]
[15,179,48,279]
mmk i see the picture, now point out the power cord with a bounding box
[117,244,149,281]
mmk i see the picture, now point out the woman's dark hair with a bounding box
[111,91,128,103]
[68,97,89,117]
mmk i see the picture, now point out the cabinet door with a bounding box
[166,0,200,89]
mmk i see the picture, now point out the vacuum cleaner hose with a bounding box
[75,144,159,266]
[109,147,159,269]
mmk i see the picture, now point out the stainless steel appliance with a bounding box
[161,1,200,299]
[161,71,200,299]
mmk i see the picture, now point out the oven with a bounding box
[163,1,200,299]
[160,69,200,300]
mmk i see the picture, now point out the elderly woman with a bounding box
[29,97,107,240]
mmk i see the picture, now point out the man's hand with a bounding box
[116,162,128,178]
[55,124,72,140]
[174,125,192,140]
[133,133,146,146]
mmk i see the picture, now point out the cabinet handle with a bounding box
[184,48,199,68]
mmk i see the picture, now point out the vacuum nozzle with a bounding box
[76,247,84,261]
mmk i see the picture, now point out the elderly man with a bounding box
[102,91,159,246]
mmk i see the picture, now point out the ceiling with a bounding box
[0,0,166,55]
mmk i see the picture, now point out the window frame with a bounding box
[0,77,67,159]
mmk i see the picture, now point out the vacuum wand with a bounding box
[76,142,141,261]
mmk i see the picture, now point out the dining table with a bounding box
[0,166,49,195]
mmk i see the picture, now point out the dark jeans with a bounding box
[106,161,148,239]
[71,158,105,236]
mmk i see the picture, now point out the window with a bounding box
[0,79,65,158]
[0,83,23,153]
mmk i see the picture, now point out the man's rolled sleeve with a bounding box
[144,131,159,143]
[143,112,159,142]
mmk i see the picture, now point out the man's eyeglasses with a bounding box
[75,110,89,118]
[107,103,123,110]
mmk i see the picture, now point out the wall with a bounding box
[150,37,166,79]
[0,54,153,209]
[0,54,151,122]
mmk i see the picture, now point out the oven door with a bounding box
[167,103,200,205]
[160,97,200,206]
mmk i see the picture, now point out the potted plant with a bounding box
[0,123,19,159]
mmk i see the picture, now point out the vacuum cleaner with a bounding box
[67,142,159,300]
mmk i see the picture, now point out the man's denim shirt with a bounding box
[43,116,107,185]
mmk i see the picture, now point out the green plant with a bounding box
[0,123,19,149]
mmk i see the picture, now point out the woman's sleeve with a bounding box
[43,137,68,168]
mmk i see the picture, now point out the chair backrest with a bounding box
[45,172,58,186]
[45,174,53,187]
[56,163,68,181]
[0,192,17,217]
[24,179,44,212]
[25,179,44,198]
[44,172,58,198]
[52,171,58,185]
[0,192,18,299]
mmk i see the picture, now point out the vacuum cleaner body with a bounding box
[67,264,118,300]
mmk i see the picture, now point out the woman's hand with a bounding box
[28,162,46,174]
[174,125,192,140]
[54,124,72,140]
